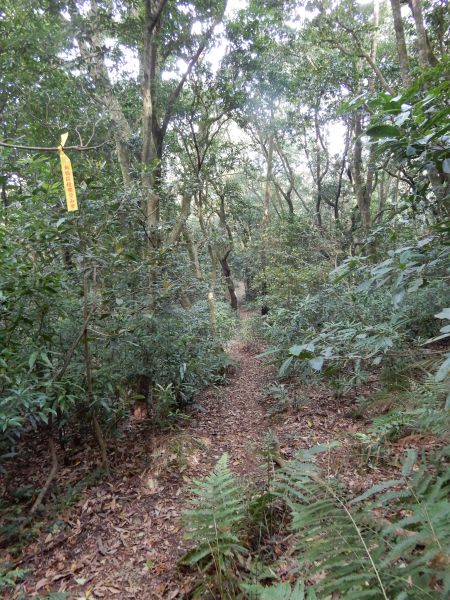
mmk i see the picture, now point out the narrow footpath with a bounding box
[15,310,275,599]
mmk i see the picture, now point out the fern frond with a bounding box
[241,581,316,600]
[274,445,450,599]
[180,453,247,571]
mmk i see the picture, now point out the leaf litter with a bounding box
[2,309,438,599]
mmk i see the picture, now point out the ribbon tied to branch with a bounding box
[59,132,78,212]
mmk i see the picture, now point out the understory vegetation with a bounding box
[1,0,449,597]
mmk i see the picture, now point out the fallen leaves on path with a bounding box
[2,311,411,599]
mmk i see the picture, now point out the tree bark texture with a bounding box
[389,0,411,86]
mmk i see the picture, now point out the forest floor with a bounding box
[2,309,413,599]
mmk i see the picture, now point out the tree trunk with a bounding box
[183,225,203,280]
[352,110,371,234]
[409,0,437,68]
[363,144,377,224]
[262,133,274,229]
[351,3,381,239]
[83,271,108,472]
[389,0,411,86]
[167,193,192,246]
[142,1,163,247]
[377,169,387,223]
[219,251,238,311]
[2,177,8,208]
[333,123,351,222]
[313,107,329,229]
[30,418,58,515]
[427,166,450,218]
[207,245,218,335]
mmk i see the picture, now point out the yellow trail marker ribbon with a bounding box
[59,132,78,212]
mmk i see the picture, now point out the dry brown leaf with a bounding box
[35,578,49,591]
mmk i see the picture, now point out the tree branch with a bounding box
[160,7,226,137]
[0,141,107,152]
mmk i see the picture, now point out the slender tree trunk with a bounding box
[167,193,192,246]
[83,271,108,471]
[262,133,274,229]
[142,1,162,246]
[377,169,386,223]
[408,0,437,67]
[333,123,351,222]
[30,416,58,514]
[363,144,377,222]
[351,3,381,238]
[285,190,294,216]
[1,178,8,208]
[207,245,218,335]
[259,132,274,299]
[216,197,238,310]
[427,166,450,218]
[219,251,238,311]
[352,110,371,234]
[183,225,203,280]
[389,0,411,86]
[313,107,329,229]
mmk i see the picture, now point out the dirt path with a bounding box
[13,310,274,599]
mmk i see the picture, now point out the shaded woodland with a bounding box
[0,0,449,597]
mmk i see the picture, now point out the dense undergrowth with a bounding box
[181,443,450,599]
[179,242,449,597]
[0,184,237,556]
[179,217,449,598]
[180,99,450,597]
[2,0,450,596]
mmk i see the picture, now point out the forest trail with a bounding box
[13,309,275,599]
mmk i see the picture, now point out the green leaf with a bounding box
[242,581,309,600]
[289,344,304,357]
[393,289,405,307]
[435,308,450,320]
[401,449,418,477]
[350,479,402,505]
[279,356,293,377]
[416,236,433,248]
[28,351,38,370]
[394,111,410,126]
[309,356,324,371]
[366,124,401,139]
[435,355,450,383]
[40,352,53,368]
[407,278,423,293]
[423,332,450,345]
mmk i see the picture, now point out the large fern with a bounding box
[180,453,247,572]
[275,445,450,599]
[365,376,450,439]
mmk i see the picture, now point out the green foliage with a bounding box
[261,229,448,391]
[368,376,450,440]
[366,63,450,217]
[181,454,247,569]
[263,383,290,415]
[182,445,450,600]
[242,217,334,308]
[242,581,316,600]
[0,167,234,461]
[0,567,28,592]
[274,445,450,599]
